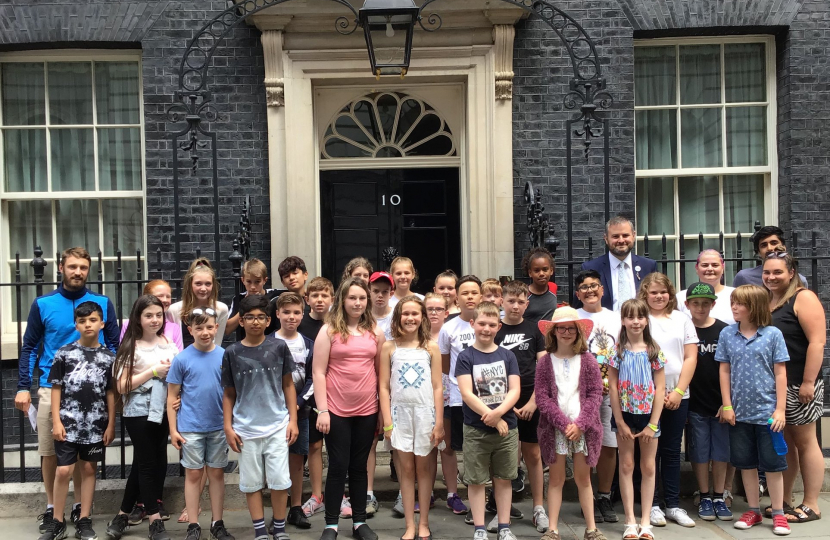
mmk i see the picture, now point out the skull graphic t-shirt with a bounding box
[454,346,520,432]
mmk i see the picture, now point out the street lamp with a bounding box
[359,0,420,78]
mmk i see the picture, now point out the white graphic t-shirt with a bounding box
[438,316,476,407]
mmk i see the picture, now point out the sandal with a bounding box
[791,504,822,523]
[418,529,432,540]
[638,525,654,540]
[765,503,794,519]
[177,507,202,523]
[622,523,639,540]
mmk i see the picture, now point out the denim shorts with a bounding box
[180,430,229,470]
[289,417,309,456]
[611,411,661,438]
[729,422,787,472]
[238,425,291,493]
[687,410,730,464]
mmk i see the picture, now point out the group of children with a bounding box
[42,246,795,540]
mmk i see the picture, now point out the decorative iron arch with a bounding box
[166,0,613,272]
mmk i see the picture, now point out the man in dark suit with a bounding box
[573,216,658,311]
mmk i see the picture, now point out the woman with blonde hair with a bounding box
[167,258,229,346]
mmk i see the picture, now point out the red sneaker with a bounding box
[734,511,763,530]
[772,515,791,536]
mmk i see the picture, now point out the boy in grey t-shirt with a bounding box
[222,295,298,540]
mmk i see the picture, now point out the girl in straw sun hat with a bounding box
[536,307,607,540]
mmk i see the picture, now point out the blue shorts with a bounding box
[687,411,730,464]
[611,411,661,438]
[289,417,309,455]
[180,430,229,470]
[729,422,787,473]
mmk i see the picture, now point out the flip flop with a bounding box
[791,504,821,523]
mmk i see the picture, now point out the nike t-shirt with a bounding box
[495,319,545,405]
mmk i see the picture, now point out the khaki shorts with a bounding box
[37,387,56,457]
[462,424,518,485]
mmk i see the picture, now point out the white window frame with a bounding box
[633,35,778,279]
[0,50,146,353]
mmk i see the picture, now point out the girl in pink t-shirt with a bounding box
[313,277,385,540]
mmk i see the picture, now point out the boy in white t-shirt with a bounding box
[369,272,395,339]
[438,275,482,520]
[574,270,621,524]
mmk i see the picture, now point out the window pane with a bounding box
[1,63,46,125]
[723,174,764,234]
[681,108,722,167]
[678,176,719,235]
[636,177,674,236]
[51,128,94,191]
[634,47,676,106]
[681,237,721,289]
[102,199,143,256]
[680,45,721,105]
[637,239,677,283]
[48,62,93,125]
[3,128,47,191]
[635,110,677,169]
[56,199,100,256]
[95,62,140,124]
[725,43,765,103]
[104,259,140,318]
[724,236,756,285]
[8,200,53,259]
[98,127,142,190]
[726,106,767,166]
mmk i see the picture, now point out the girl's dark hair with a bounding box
[521,247,555,276]
[390,295,431,348]
[114,295,165,395]
[617,298,661,364]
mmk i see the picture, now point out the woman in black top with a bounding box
[763,250,826,522]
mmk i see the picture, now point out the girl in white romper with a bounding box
[380,296,444,540]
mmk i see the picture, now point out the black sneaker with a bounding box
[465,510,474,525]
[485,491,523,519]
[184,523,201,540]
[38,517,67,540]
[352,524,377,540]
[511,468,525,493]
[38,508,55,534]
[106,513,130,540]
[148,518,171,540]
[287,506,311,529]
[70,505,82,525]
[156,501,170,521]
[128,504,146,525]
[209,520,234,540]
[320,529,338,540]
[596,496,618,523]
[74,517,97,540]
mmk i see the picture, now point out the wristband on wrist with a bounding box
[383,424,394,432]
[152,367,159,378]
[722,405,733,411]
[315,409,329,415]
[647,423,659,432]
[673,387,684,396]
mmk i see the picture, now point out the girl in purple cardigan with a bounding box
[536,307,605,540]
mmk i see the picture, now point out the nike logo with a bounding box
[501,338,531,350]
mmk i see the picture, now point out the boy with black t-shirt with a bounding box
[684,282,732,522]
[456,302,521,540]
[45,302,116,540]
[226,258,280,336]
[494,281,547,532]
[297,277,333,343]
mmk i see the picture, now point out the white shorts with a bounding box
[391,404,436,457]
[238,426,291,493]
[600,395,617,448]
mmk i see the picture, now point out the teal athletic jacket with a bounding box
[17,284,120,391]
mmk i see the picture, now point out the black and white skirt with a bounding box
[785,379,825,425]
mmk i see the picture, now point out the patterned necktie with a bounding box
[618,261,633,306]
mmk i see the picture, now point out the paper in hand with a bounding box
[28,404,38,432]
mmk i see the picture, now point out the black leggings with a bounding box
[323,412,378,525]
[120,415,168,516]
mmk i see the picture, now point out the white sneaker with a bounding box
[650,506,666,527]
[665,507,695,528]
[486,515,499,533]
[533,505,550,533]
[497,529,517,540]
[473,529,489,540]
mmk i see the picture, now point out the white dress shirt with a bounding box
[609,252,635,312]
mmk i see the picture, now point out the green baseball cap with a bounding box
[686,282,717,300]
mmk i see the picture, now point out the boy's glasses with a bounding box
[555,326,578,334]
[191,307,217,316]
[242,315,269,322]
[577,283,601,292]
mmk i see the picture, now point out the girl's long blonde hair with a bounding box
[390,295,431,349]
[181,257,219,323]
[617,299,662,364]
[326,277,376,342]
[637,272,678,314]
[764,248,805,311]
[389,256,418,287]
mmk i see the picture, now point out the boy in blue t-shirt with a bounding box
[167,308,233,540]
[455,302,521,540]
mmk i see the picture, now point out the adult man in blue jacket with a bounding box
[14,247,120,533]
[573,216,658,311]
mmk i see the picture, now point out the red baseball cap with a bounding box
[369,271,395,289]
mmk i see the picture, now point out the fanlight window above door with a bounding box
[321,92,457,159]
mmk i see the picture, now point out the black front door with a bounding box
[320,167,461,294]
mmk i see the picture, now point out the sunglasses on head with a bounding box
[765,251,789,259]
[191,307,217,317]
